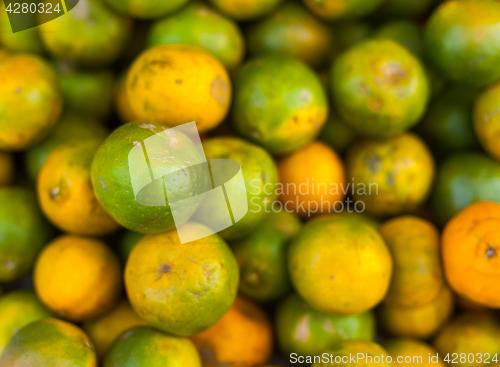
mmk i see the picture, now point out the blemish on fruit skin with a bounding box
[140,123,156,131]
[176,79,183,85]
[211,77,228,105]
[100,176,107,190]
[366,155,382,174]
[121,330,134,340]
[156,263,172,280]
[3,259,16,270]
[14,88,21,94]
[49,186,60,199]
[486,244,497,259]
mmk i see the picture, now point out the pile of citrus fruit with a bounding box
[1,0,500,366]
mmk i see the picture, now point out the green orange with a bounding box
[346,133,435,216]
[0,186,51,282]
[38,0,132,67]
[331,40,429,138]
[91,122,207,233]
[373,20,423,57]
[474,81,500,162]
[125,223,239,336]
[425,0,500,88]
[232,210,301,302]
[276,294,375,356]
[57,64,115,119]
[247,2,333,67]
[431,152,500,225]
[147,2,244,71]
[418,87,478,157]
[0,290,51,356]
[232,55,328,154]
[288,214,392,315]
[105,327,201,367]
[0,318,97,367]
[200,137,278,240]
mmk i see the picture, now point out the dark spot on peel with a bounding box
[486,244,497,259]
[366,155,382,174]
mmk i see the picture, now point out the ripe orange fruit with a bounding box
[442,201,500,307]
[278,141,346,217]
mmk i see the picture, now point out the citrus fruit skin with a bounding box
[91,122,206,234]
[0,153,13,187]
[0,187,51,282]
[247,2,333,67]
[200,137,278,240]
[319,114,356,153]
[147,2,244,71]
[434,313,500,367]
[373,20,423,57]
[25,112,108,180]
[83,300,147,359]
[104,326,201,367]
[38,140,119,236]
[232,210,301,302]
[474,82,500,162]
[276,294,375,356]
[278,141,346,217]
[424,0,500,88]
[0,54,62,151]
[380,216,443,308]
[38,0,132,67]
[208,0,283,20]
[346,133,435,216]
[0,318,97,367]
[379,286,455,339]
[418,87,478,158]
[58,66,115,119]
[288,214,392,315]
[122,44,231,133]
[233,55,328,154]
[331,40,429,138]
[431,152,500,226]
[302,0,384,21]
[34,235,122,322]
[103,0,189,19]
[0,290,51,356]
[191,296,273,367]
[383,339,445,367]
[312,340,390,367]
[442,202,500,307]
[125,223,239,337]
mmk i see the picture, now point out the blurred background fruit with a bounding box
[232,55,328,154]
[147,2,245,71]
